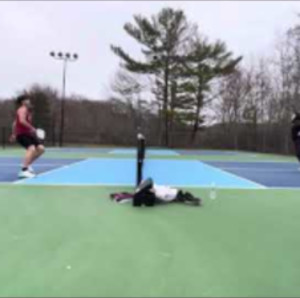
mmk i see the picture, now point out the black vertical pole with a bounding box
[136,133,145,186]
[2,127,6,149]
[59,59,67,147]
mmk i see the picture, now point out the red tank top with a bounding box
[15,108,33,136]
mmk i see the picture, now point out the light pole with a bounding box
[50,51,78,147]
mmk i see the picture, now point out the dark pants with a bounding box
[17,134,42,149]
[295,139,300,162]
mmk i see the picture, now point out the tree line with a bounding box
[0,7,300,154]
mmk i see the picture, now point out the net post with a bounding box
[136,133,145,187]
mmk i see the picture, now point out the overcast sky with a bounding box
[0,1,300,100]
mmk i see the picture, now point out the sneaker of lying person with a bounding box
[18,169,36,179]
[176,191,202,206]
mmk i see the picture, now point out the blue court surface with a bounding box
[15,158,262,188]
[1,157,300,188]
[109,149,179,156]
[0,157,82,183]
[205,161,300,188]
[47,147,111,153]
[177,150,244,156]
[45,148,248,156]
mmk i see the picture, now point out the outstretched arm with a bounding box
[9,121,16,142]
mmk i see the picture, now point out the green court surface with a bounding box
[0,186,300,297]
[1,148,300,297]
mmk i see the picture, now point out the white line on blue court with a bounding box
[3,182,300,190]
[14,159,90,184]
[218,167,300,173]
[201,162,266,188]
[109,149,179,156]
[2,183,265,189]
[1,163,65,167]
[17,158,264,188]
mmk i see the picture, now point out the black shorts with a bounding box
[17,134,42,149]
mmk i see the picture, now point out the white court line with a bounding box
[219,167,300,173]
[7,158,299,189]
[109,150,179,156]
[13,159,90,184]
[201,161,266,189]
[1,163,67,167]
[14,158,265,189]
[4,183,300,190]
[226,160,298,164]
[2,182,300,190]
[2,182,263,189]
[1,182,300,190]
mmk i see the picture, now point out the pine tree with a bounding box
[111,8,192,146]
[111,7,241,146]
[177,37,242,142]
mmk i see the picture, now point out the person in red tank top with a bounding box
[10,94,45,179]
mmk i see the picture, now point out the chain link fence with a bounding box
[0,124,296,156]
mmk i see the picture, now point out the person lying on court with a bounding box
[291,113,300,168]
[110,178,202,207]
[10,94,45,178]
